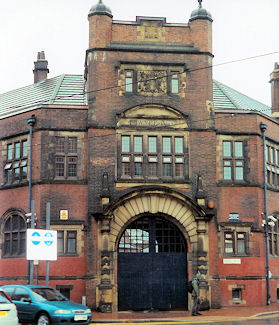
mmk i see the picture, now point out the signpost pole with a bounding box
[46,202,50,286]
[29,200,35,285]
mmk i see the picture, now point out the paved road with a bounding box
[91,315,279,325]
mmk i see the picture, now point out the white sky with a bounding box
[0,0,278,106]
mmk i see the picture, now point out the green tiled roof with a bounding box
[213,80,270,114]
[0,75,271,119]
[0,74,87,119]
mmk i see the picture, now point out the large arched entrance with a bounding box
[95,188,211,313]
[117,215,187,310]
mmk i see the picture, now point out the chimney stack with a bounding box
[33,51,49,83]
[270,62,279,117]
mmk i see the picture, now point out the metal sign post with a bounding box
[46,202,50,286]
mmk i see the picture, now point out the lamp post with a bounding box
[260,122,271,305]
[27,115,36,284]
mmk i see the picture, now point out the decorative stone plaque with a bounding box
[137,70,167,96]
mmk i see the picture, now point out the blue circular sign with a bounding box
[44,232,54,246]
[31,232,41,246]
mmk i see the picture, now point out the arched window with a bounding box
[268,214,279,256]
[3,213,26,257]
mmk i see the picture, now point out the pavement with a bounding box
[91,303,279,323]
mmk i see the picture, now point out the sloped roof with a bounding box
[213,79,270,114]
[0,75,270,119]
[0,74,87,119]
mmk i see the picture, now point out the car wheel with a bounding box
[36,312,50,325]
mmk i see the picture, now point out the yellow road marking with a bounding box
[91,321,217,325]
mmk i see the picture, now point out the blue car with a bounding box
[1,285,92,325]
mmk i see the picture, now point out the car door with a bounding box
[11,287,36,323]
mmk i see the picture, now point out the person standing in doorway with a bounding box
[191,272,202,316]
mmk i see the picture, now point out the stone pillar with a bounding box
[97,217,113,312]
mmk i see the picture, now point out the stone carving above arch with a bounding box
[104,187,206,251]
[116,104,188,130]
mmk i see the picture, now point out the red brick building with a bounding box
[1,0,279,312]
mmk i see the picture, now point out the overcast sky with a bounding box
[1,0,278,106]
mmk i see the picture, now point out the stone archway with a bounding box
[96,187,210,312]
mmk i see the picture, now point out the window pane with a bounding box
[7,169,13,184]
[56,137,65,153]
[225,242,233,253]
[235,166,244,180]
[4,233,11,256]
[14,168,20,181]
[163,163,172,176]
[19,232,26,254]
[223,141,231,157]
[174,137,183,154]
[224,166,232,180]
[56,157,65,176]
[22,166,28,180]
[237,239,245,254]
[266,146,269,162]
[125,71,133,92]
[171,74,179,94]
[118,218,150,253]
[270,147,275,164]
[121,136,130,153]
[68,157,77,177]
[175,163,183,177]
[22,140,28,157]
[68,137,77,153]
[67,232,77,253]
[148,163,157,176]
[7,144,13,160]
[135,162,143,176]
[269,233,272,255]
[15,142,20,159]
[274,236,278,256]
[148,137,157,153]
[235,142,243,157]
[122,162,131,176]
[163,137,171,153]
[134,136,142,153]
[57,231,64,254]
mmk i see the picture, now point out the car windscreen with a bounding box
[31,288,67,302]
[0,291,11,303]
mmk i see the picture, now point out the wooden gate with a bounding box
[118,216,187,310]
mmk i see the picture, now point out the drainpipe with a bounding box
[260,122,271,305]
[27,115,36,284]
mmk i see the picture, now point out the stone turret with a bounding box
[270,62,279,117]
[188,0,213,54]
[88,0,113,48]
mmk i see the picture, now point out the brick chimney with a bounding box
[33,51,49,83]
[270,62,279,117]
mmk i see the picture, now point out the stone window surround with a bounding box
[118,133,187,180]
[50,224,84,257]
[218,223,252,257]
[3,136,29,185]
[118,62,187,97]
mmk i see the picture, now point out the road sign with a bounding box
[27,229,57,260]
